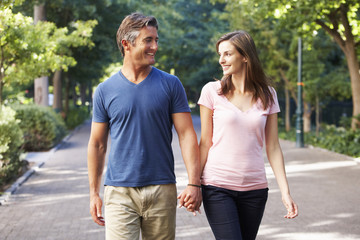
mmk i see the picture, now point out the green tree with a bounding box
[124,0,228,101]
[0,0,25,9]
[215,0,359,129]
[0,7,96,108]
[15,0,131,113]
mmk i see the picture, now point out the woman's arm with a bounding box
[265,113,298,219]
[199,105,214,175]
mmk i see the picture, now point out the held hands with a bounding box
[90,193,105,226]
[177,184,202,216]
[282,194,298,219]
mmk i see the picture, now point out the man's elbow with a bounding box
[88,140,107,153]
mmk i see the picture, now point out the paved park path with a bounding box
[0,116,359,240]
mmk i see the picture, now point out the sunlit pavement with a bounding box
[0,116,359,239]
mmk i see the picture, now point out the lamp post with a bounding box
[296,37,304,148]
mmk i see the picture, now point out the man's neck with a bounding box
[121,61,152,84]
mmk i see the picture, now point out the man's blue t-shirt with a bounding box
[92,67,191,187]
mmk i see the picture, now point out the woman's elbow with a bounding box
[199,139,212,150]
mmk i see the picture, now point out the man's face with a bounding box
[127,26,159,67]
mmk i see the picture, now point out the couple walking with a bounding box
[87,12,298,240]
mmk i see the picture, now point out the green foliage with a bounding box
[307,125,360,158]
[214,0,356,132]
[119,0,228,95]
[65,106,90,129]
[12,0,228,104]
[38,0,132,88]
[0,105,24,188]
[12,104,67,151]
[0,0,25,9]
[279,124,360,158]
[0,7,97,104]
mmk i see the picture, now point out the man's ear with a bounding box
[122,39,130,52]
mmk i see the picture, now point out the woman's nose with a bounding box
[219,55,224,64]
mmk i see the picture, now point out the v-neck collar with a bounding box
[220,94,258,113]
[119,67,154,86]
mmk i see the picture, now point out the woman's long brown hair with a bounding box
[216,30,274,110]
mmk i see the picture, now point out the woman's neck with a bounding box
[231,73,246,94]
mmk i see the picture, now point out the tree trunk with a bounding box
[285,86,291,132]
[64,73,70,118]
[279,69,295,132]
[344,45,360,129]
[72,83,77,106]
[34,76,49,106]
[316,3,360,129]
[0,72,4,106]
[53,70,62,112]
[0,47,4,107]
[80,82,86,106]
[34,3,46,23]
[279,68,298,105]
[88,82,93,113]
[0,80,3,109]
[315,95,320,136]
[34,3,49,107]
[303,101,312,133]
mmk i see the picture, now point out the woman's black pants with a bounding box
[202,185,268,240]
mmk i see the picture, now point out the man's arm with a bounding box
[172,112,202,215]
[87,121,109,226]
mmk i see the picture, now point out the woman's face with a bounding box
[218,40,247,76]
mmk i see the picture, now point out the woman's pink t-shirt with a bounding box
[198,81,280,191]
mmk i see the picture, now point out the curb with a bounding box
[307,144,359,164]
[0,122,85,206]
[279,138,359,164]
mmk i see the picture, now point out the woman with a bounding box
[198,30,298,240]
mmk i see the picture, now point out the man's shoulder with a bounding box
[152,67,178,81]
[96,71,121,90]
[103,71,121,85]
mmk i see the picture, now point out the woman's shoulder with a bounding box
[202,80,221,92]
[267,86,278,98]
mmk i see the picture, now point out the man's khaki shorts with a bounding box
[104,184,177,240]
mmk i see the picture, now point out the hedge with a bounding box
[0,106,24,188]
[12,104,67,151]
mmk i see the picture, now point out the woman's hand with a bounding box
[282,194,298,219]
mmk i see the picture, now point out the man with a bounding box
[87,12,201,240]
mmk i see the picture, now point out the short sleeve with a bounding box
[269,87,280,114]
[92,84,110,122]
[171,77,191,114]
[197,82,216,110]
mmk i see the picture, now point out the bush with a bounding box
[279,124,360,158]
[65,106,90,129]
[0,106,24,188]
[12,104,67,151]
[306,125,360,157]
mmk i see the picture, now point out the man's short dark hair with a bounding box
[116,12,158,56]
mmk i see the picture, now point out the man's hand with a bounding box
[90,193,105,226]
[177,185,202,216]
